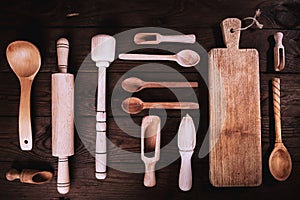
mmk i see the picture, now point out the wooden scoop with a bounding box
[269,78,292,181]
[6,168,53,184]
[121,97,199,114]
[134,33,196,44]
[122,77,198,92]
[6,41,41,151]
[119,49,200,67]
[141,115,161,187]
[274,32,285,71]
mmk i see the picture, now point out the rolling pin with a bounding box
[91,34,116,180]
[52,38,74,194]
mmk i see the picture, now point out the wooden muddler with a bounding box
[91,35,116,180]
[52,38,74,194]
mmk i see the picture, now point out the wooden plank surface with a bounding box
[209,18,262,187]
[0,0,299,199]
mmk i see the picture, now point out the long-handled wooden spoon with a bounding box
[269,78,292,181]
[6,41,41,151]
[122,77,198,92]
[119,49,200,67]
[121,97,199,114]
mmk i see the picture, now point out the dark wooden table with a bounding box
[0,0,299,199]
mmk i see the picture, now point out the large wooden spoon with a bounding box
[6,41,41,151]
[269,78,292,181]
[122,77,198,92]
[119,49,200,67]
[121,97,199,114]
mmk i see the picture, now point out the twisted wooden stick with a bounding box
[272,78,282,143]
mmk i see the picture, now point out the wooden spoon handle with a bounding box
[19,78,33,150]
[272,78,282,143]
[179,151,193,191]
[119,53,175,61]
[143,102,199,110]
[143,81,198,89]
[57,156,70,194]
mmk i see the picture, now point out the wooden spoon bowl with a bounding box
[175,50,200,67]
[7,41,41,78]
[121,97,144,114]
[269,143,292,181]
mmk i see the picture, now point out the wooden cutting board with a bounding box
[209,18,262,187]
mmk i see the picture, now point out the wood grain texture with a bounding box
[0,0,299,199]
[209,18,262,187]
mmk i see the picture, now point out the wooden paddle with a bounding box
[209,18,262,187]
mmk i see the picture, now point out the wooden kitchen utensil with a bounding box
[134,33,196,44]
[141,115,161,187]
[122,77,198,92]
[6,41,41,151]
[52,38,74,194]
[91,34,116,180]
[178,114,196,191]
[209,18,262,187]
[119,49,200,67]
[274,32,285,71]
[269,78,292,181]
[6,168,53,184]
[121,97,199,114]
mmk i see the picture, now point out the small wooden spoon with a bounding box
[119,49,200,67]
[122,77,198,92]
[6,41,41,151]
[121,97,199,114]
[269,78,292,181]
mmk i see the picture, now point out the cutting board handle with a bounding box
[221,18,241,49]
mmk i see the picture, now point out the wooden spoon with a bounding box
[269,78,292,181]
[122,77,198,92]
[119,49,200,67]
[121,97,199,114]
[6,41,41,151]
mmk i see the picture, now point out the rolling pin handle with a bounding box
[57,38,69,73]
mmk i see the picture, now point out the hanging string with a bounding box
[232,9,264,32]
